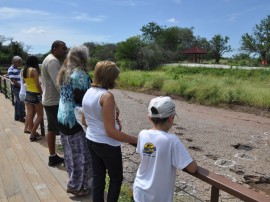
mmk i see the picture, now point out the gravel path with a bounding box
[113,89,270,201]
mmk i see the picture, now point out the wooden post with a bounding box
[211,186,219,202]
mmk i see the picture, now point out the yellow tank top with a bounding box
[24,68,40,93]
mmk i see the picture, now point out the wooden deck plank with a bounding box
[4,136,40,202]
[0,132,20,199]
[0,154,8,202]
[14,131,70,201]
[7,127,56,202]
[0,93,92,201]
[7,193,24,202]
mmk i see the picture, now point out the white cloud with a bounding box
[13,26,111,54]
[0,7,49,19]
[166,18,179,24]
[22,26,48,34]
[73,13,106,22]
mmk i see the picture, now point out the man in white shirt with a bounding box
[8,56,25,122]
[41,40,67,166]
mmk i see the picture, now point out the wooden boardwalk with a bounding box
[0,93,91,202]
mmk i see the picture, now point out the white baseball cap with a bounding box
[148,96,177,118]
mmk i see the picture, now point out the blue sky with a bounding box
[0,0,269,57]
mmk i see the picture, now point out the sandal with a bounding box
[30,134,41,142]
[24,130,31,134]
[67,187,89,197]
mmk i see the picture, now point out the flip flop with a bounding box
[67,187,89,197]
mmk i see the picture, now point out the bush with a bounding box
[144,75,164,90]
[117,66,270,109]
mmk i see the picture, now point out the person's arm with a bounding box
[184,161,198,174]
[47,60,61,90]
[32,68,43,94]
[10,78,21,87]
[101,92,137,144]
[82,113,87,127]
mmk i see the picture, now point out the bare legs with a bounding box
[47,131,56,155]
[26,103,43,140]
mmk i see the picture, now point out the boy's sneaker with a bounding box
[48,154,64,167]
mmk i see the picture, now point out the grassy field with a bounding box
[116,65,270,110]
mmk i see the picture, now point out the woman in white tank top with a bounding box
[82,61,137,202]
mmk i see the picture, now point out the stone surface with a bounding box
[113,89,270,201]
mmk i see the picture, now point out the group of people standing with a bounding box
[8,40,197,202]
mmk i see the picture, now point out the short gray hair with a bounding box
[12,56,22,63]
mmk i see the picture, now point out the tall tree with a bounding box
[140,22,164,43]
[115,36,145,61]
[157,27,195,52]
[209,34,232,63]
[240,15,270,64]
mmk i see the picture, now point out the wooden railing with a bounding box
[187,166,269,201]
[0,74,14,102]
[0,74,45,136]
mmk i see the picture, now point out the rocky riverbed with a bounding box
[113,89,270,201]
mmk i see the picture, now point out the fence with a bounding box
[1,75,269,201]
[0,74,45,136]
[188,166,269,201]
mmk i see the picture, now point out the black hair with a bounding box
[150,107,169,124]
[51,40,66,53]
[22,55,40,78]
[150,117,169,124]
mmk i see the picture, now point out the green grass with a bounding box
[105,175,133,202]
[116,66,270,109]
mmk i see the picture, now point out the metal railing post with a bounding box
[4,79,7,98]
[0,76,2,93]
[211,186,219,202]
[10,82,14,105]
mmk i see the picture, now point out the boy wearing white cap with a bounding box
[133,96,197,202]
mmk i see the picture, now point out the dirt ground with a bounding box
[112,89,270,201]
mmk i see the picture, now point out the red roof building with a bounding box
[182,46,208,63]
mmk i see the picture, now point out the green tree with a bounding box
[193,36,210,51]
[240,15,270,64]
[115,36,145,61]
[94,43,116,61]
[137,43,163,70]
[140,22,164,43]
[209,34,232,63]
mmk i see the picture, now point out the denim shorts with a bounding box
[25,91,42,104]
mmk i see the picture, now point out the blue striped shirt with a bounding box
[8,65,21,85]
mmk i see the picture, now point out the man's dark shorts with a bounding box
[44,105,59,135]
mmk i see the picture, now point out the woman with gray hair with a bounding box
[56,45,92,196]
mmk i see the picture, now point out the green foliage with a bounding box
[105,175,133,202]
[209,34,232,63]
[115,36,144,61]
[141,22,164,42]
[117,71,150,88]
[117,60,138,71]
[117,66,270,109]
[240,15,270,61]
[144,74,164,90]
